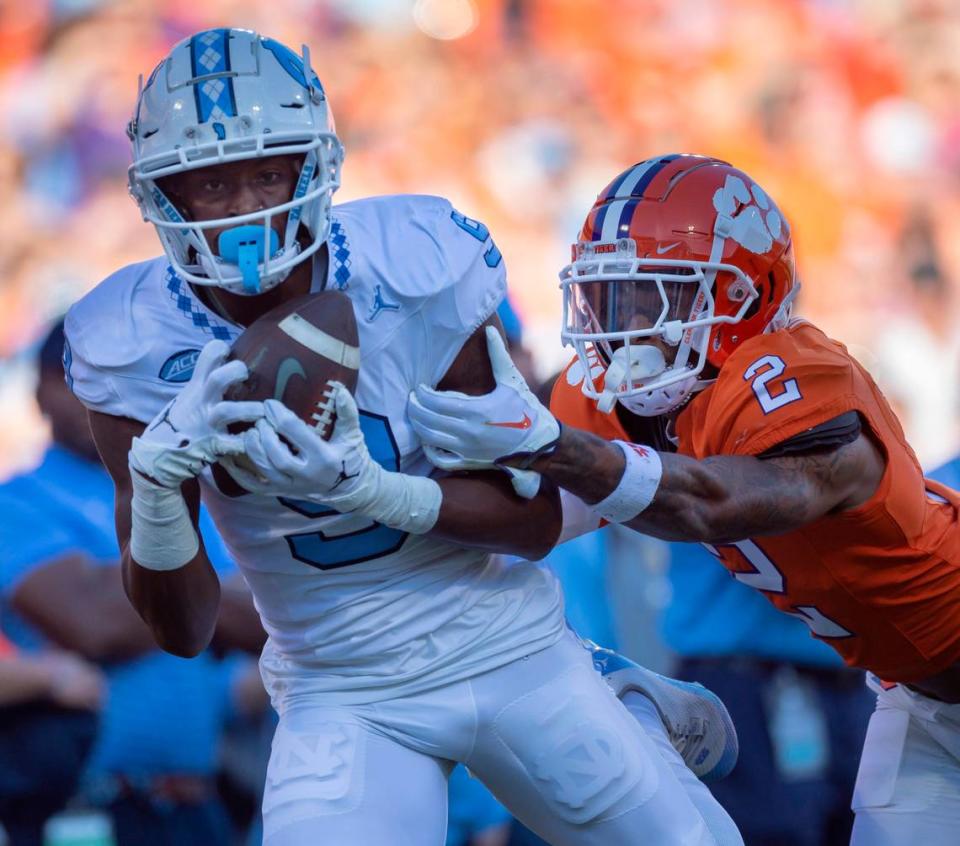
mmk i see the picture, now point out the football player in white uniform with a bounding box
[65,29,741,846]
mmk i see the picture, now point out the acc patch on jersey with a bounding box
[159,348,201,383]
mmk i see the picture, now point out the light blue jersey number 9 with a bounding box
[450,209,503,268]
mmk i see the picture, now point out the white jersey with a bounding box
[65,194,564,707]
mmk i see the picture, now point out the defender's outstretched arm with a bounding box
[532,424,884,544]
[409,327,884,545]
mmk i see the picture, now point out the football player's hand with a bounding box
[408,326,559,498]
[129,340,263,488]
[223,384,377,510]
[224,384,441,534]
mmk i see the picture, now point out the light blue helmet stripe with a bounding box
[189,28,238,123]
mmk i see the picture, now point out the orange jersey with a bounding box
[551,321,960,682]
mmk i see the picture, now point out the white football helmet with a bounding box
[127,28,344,295]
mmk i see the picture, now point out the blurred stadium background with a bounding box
[1,2,959,844]
[3,0,960,474]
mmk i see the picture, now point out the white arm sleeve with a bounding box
[558,489,604,545]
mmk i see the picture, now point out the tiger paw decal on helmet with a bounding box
[713,174,783,255]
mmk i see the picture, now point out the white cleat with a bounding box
[587,641,739,782]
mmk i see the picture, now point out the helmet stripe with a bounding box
[631,153,681,199]
[615,198,640,238]
[596,196,642,241]
[592,160,659,238]
[593,154,682,235]
[618,159,662,196]
[221,29,237,117]
[600,199,626,240]
[607,154,684,202]
[590,203,611,241]
[189,28,238,123]
[189,34,202,121]
[599,164,638,203]
[602,159,656,202]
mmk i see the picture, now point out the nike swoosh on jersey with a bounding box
[656,241,681,254]
[485,414,532,430]
[275,357,308,401]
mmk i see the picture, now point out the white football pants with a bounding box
[851,676,960,845]
[262,630,741,846]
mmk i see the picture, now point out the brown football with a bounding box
[213,290,360,497]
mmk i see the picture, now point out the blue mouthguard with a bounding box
[217,226,281,294]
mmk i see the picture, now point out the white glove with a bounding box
[408,326,560,498]
[129,340,262,488]
[223,384,441,534]
[128,340,263,571]
[221,384,364,502]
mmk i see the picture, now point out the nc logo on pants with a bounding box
[493,671,654,826]
[533,724,627,813]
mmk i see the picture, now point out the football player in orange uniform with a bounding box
[409,155,960,845]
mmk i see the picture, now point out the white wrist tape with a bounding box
[360,467,443,535]
[593,441,663,523]
[129,467,200,571]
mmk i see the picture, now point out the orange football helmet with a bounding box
[560,154,798,416]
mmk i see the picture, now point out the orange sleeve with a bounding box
[678,322,866,458]
[550,356,629,441]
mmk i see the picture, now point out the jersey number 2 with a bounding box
[280,411,408,570]
[744,355,801,414]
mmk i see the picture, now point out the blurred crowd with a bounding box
[4,0,960,470]
[3,0,960,844]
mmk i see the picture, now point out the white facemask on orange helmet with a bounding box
[560,154,799,417]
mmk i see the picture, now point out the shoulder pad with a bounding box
[66,258,165,369]
[678,322,863,457]
[64,257,180,421]
[333,194,504,300]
